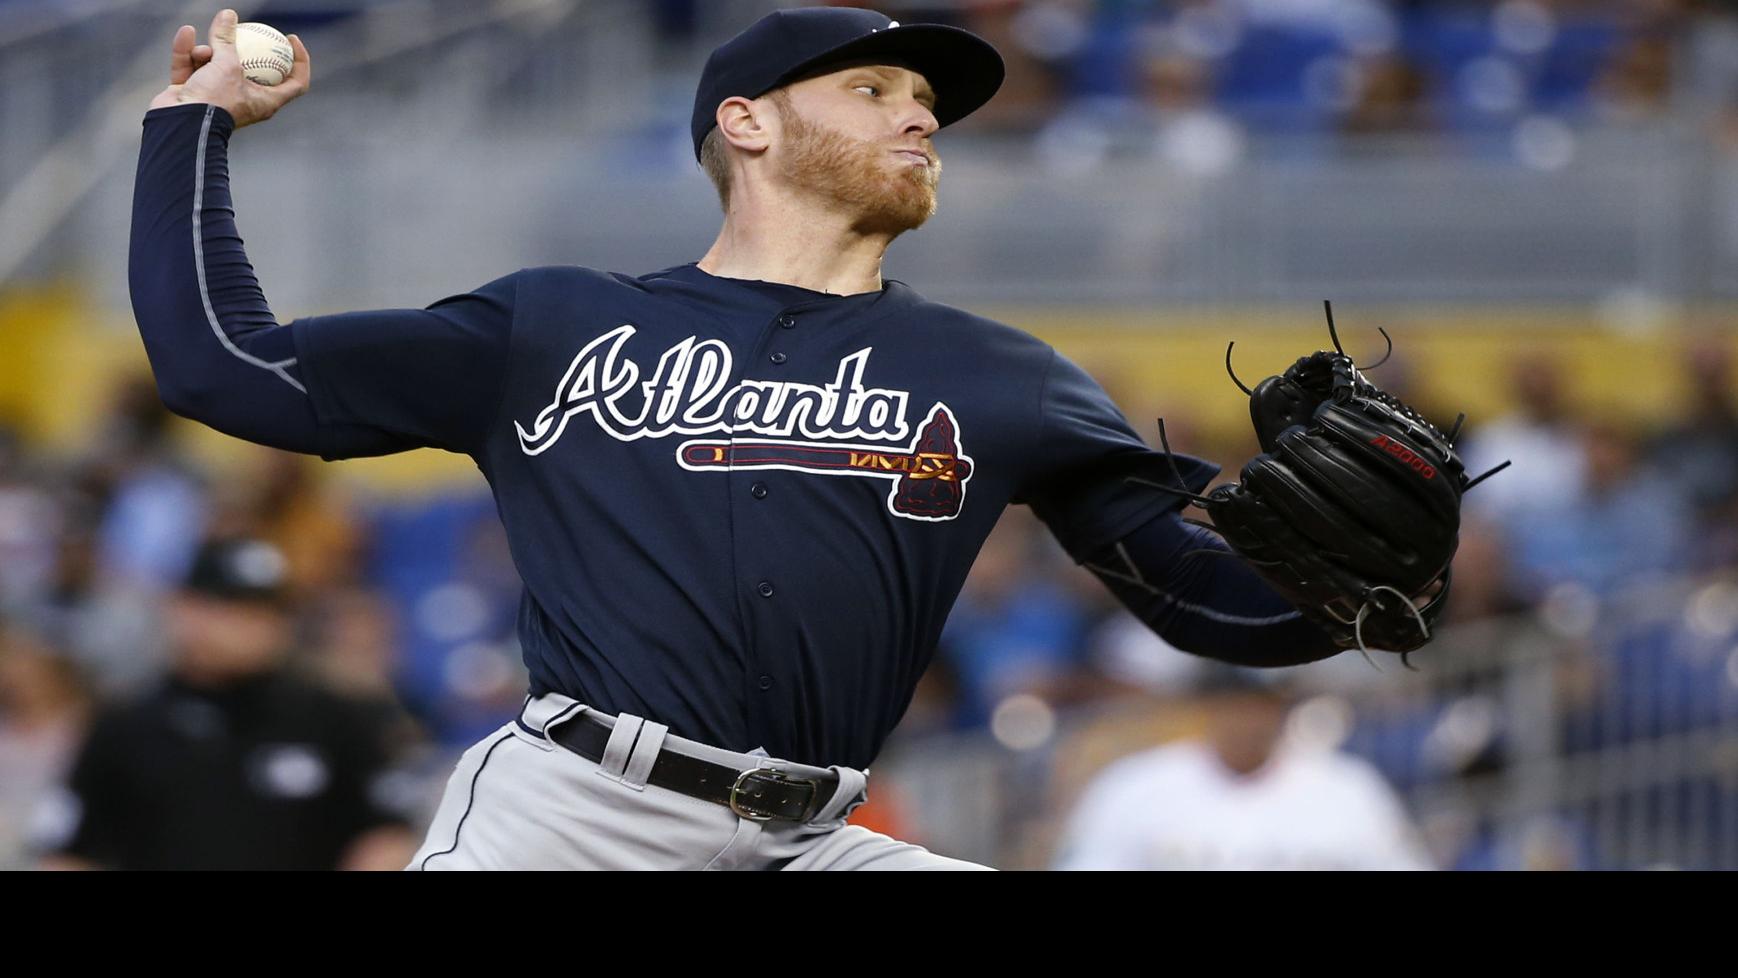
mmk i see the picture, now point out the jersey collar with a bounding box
[656,262,921,315]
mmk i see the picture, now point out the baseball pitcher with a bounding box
[129,8,1471,870]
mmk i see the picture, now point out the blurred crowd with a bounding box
[0,378,528,868]
[654,0,1738,173]
[202,1,1738,168]
[868,0,1738,141]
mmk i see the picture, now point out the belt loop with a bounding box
[810,766,869,823]
[620,721,669,790]
[596,714,644,781]
[521,692,583,737]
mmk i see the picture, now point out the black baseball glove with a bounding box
[1155,306,1503,658]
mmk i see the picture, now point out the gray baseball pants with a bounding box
[407,692,991,870]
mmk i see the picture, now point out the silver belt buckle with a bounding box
[729,768,819,822]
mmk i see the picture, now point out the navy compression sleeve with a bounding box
[1086,511,1341,668]
[129,104,510,461]
[130,103,332,452]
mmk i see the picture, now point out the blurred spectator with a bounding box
[1088,610,1209,693]
[0,628,90,869]
[1649,340,1738,566]
[1508,418,1691,597]
[1143,47,1247,173]
[1592,26,1675,122]
[306,587,402,703]
[81,376,207,593]
[376,498,528,748]
[36,537,418,870]
[937,508,1104,729]
[1441,514,1531,623]
[1053,667,1432,869]
[956,0,1072,128]
[222,449,369,599]
[24,498,166,697]
[1461,352,1586,527]
[1121,4,1251,171]
[1341,52,1435,134]
[0,425,61,615]
[1676,0,1738,147]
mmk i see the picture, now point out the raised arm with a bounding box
[131,12,513,462]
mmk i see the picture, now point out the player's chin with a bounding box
[879,172,939,228]
[857,190,936,235]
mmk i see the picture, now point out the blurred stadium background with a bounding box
[3,0,1737,869]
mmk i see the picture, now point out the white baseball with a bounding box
[235,22,293,87]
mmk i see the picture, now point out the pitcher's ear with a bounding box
[717,95,773,154]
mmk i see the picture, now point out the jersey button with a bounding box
[757,675,774,691]
[769,352,787,365]
[750,482,769,499]
[777,315,796,329]
[756,581,775,598]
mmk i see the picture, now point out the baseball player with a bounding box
[1053,669,1433,871]
[129,8,1399,870]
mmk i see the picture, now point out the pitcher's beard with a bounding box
[778,109,940,236]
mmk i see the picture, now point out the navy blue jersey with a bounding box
[131,104,1334,770]
[291,263,1212,767]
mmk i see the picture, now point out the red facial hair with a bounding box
[775,100,940,236]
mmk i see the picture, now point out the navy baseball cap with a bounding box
[182,538,291,605]
[690,7,1005,161]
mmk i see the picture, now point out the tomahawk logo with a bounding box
[680,404,973,521]
[515,326,973,520]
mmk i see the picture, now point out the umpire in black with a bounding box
[39,537,416,870]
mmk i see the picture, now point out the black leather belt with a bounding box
[546,714,839,823]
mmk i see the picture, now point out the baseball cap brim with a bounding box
[768,23,1005,132]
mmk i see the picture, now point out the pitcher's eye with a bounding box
[855,85,881,97]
